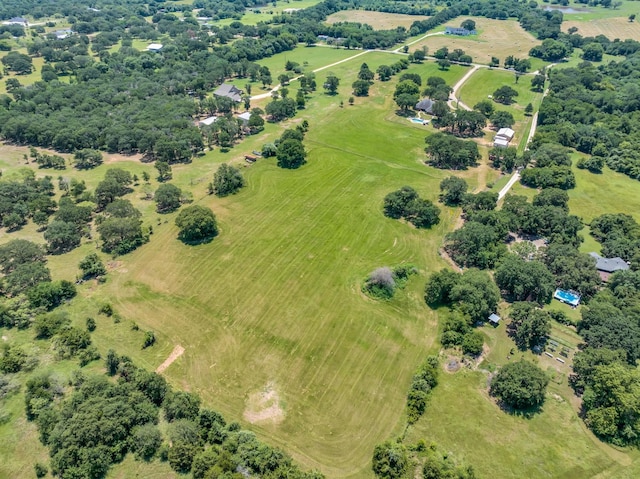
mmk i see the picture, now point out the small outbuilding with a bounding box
[415,98,435,114]
[53,29,73,39]
[493,137,509,148]
[147,43,164,52]
[237,111,252,124]
[488,313,501,326]
[199,116,217,127]
[496,127,515,141]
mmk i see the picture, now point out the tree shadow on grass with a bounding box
[495,400,544,419]
[178,235,216,246]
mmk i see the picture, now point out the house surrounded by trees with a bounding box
[214,84,243,102]
[589,252,630,282]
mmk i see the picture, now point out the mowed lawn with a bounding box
[57,53,471,478]
[410,18,541,66]
[326,10,429,30]
[458,68,543,150]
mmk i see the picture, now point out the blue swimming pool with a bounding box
[554,288,581,306]
[410,118,426,124]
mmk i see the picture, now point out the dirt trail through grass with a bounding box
[156,345,185,373]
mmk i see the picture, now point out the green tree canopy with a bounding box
[175,206,218,244]
[490,360,549,410]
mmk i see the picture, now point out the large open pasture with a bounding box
[326,10,429,30]
[563,17,640,41]
[410,18,541,66]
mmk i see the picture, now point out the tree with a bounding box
[493,85,519,104]
[372,441,408,479]
[437,59,451,71]
[276,139,306,169]
[490,360,549,409]
[73,149,103,169]
[352,80,370,97]
[582,43,604,62]
[425,133,481,170]
[399,73,421,86]
[405,198,440,228]
[363,267,396,299]
[462,331,484,356]
[323,75,339,95]
[133,424,162,461]
[248,111,264,133]
[164,390,201,422]
[445,221,505,269]
[383,186,418,219]
[461,19,476,31]
[424,269,460,306]
[524,103,534,116]
[491,111,515,129]
[0,239,46,274]
[79,253,106,279]
[394,80,420,111]
[377,65,393,81]
[490,56,500,68]
[155,160,172,182]
[154,184,182,213]
[473,99,495,118]
[531,74,545,92]
[44,221,82,254]
[213,164,244,197]
[630,14,636,22]
[97,217,145,255]
[512,308,552,349]
[358,63,374,82]
[449,269,501,323]
[439,176,468,206]
[175,206,218,244]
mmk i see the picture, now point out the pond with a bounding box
[542,5,591,13]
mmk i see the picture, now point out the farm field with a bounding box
[563,17,640,41]
[410,18,541,66]
[213,0,324,26]
[539,0,639,21]
[326,10,429,30]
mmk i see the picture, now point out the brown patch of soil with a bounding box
[243,382,285,425]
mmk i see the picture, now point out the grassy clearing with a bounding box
[213,0,324,26]
[410,18,541,66]
[458,68,543,149]
[326,10,429,30]
[563,17,640,41]
[406,313,640,479]
[540,0,639,21]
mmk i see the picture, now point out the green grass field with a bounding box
[213,0,324,26]
[458,68,544,150]
[3,36,640,479]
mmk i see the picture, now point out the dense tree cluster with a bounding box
[383,186,440,229]
[362,265,417,300]
[0,171,56,231]
[175,205,218,244]
[590,213,640,265]
[27,354,323,479]
[490,360,549,410]
[536,56,640,181]
[425,133,481,170]
[507,302,552,350]
[405,356,439,424]
[212,163,244,197]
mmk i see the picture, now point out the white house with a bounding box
[3,17,28,26]
[146,43,163,52]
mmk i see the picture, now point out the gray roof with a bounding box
[592,255,629,273]
[488,313,501,323]
[214,84,243,102]
[415,98,434,113]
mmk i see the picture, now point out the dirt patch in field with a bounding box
[103,152,143,164]
[563,18,640,42]
[156,345,185,374]
[326,10,429,30]
[243,382,285,425]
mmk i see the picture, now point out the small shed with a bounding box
[237,111,252,124]
[488,313,501,325]
[493,137,509,148]
[199,116,217,127]
[496,127,515,141]
[147,43,163,52]
[245,154,258,163]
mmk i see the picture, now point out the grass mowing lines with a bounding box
[326,10,430,30]
[94,65,460,476]
[563,17,640,41]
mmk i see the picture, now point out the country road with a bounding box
[448,64,479,111]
